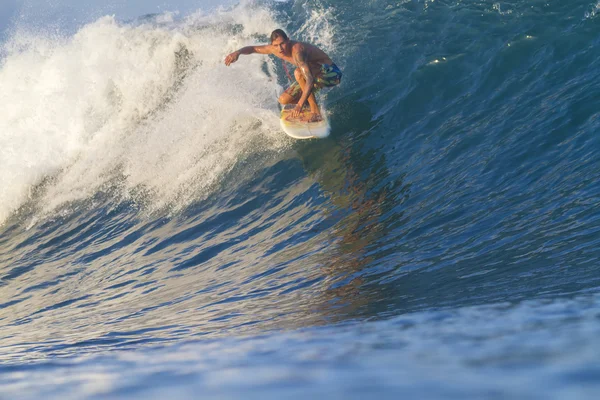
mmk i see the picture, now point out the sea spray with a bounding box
[0,2,292,225]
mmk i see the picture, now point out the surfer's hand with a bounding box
[224,51,240,66]
[291,104,303,119]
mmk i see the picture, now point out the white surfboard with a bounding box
[280,104,330,139]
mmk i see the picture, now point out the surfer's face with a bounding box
[272,37,288,55]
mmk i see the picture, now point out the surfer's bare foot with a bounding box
[308,113,322,122]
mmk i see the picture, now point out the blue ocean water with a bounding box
[1,0,600,397]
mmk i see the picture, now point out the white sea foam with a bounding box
[492,3,513,16]
[294,1,338,53]
[585,1,600,19]
[0,1,293,225]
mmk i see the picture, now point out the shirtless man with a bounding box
[224,29,342,122]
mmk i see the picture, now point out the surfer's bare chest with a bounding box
[273,54,322,76]
[275,54,296,65]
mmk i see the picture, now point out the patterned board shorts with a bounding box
[284,63,342,102]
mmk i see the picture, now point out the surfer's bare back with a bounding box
[224,29,342,122]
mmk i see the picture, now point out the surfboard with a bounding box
[280,104,330,139]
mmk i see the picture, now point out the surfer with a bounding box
[224,29,342,122]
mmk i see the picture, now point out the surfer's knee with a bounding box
[278,93,294,104]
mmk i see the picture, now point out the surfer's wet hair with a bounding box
[270,29,289,43]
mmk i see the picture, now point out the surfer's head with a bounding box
[270,29,290,55]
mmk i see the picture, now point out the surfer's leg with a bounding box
[278,92,295,105]
[279,82,302,105]
[294,69,321,122]
[306,93,321,122]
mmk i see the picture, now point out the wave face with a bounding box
[2,0,600,397]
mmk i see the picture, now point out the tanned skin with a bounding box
[224,37,334,122]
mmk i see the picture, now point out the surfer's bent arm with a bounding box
[294,48,315,109]
[224,45,271,65]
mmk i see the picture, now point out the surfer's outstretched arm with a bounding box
[224,45,271,66]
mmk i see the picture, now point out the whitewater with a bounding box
[1,0,600,398]
[0,2,292,224]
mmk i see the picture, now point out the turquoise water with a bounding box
[1,0,600,397]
